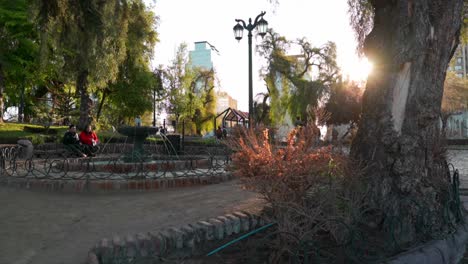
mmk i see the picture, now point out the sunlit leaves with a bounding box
[258,30,340,125]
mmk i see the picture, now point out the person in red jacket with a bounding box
[79,124,99,156]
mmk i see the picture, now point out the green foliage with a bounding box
[0,122,67,143]
[0,0,41,122]
[0,0,38,80]
[33,0,159,128]
[253,93,272,126]
[191,137,219,145]
[37,0,129,84]
[105,64,156,123]
[104,1,158,123]
[1,0,162,128]
[322,81,363,126]
[258,30,340,125]
[164,43,191,121]
[190,68,217,134]
[25,134,46,145]
[163,43,217,135]
[96,130,127,143]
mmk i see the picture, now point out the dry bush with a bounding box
[226,124,369,263]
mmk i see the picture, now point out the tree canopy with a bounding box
[162,43,217,135]
[0,0,159,128]
[258,29,340,125]
[0,0,40,122]
[322,81,363,126]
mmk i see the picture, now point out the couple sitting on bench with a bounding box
[63,124,100,157]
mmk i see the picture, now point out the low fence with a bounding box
[0,144,233,192]
[33,142,229,156]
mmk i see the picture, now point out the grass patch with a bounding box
[0,122,68,143]
[187,137,220,145]
[97,130,129,143]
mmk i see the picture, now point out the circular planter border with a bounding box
[0,173,233,192]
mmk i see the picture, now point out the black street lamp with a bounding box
[233,11,268,128]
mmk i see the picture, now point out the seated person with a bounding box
[63,124,86,157]
[79,124,100,156]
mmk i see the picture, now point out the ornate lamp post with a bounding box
[233,11,268,127]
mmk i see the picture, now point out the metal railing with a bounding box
[0,144,232,181]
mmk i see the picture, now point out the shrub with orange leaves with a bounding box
[228,124,357,203]
[226,124,369,262]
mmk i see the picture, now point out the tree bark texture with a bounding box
[77,70,93,130]
[351,0,464,233]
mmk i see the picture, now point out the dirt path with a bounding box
[0,180,262,264]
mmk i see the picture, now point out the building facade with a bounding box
[216,91,238,114]
[189,41,214,70]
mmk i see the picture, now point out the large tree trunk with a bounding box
[0,64,5,123]
[351,0,464,236]
[77,70,93,130]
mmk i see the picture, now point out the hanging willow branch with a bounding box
[347,0,374,56]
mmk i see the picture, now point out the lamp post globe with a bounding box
[257,17,268,37]
[233,23,244,41]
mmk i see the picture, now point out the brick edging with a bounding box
[86,211,468,263]
[86,211,268,263]
[0,173,233,192]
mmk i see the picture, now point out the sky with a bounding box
[147,0,371,112]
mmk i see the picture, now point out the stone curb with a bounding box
[0,173,233,193]
[87,210,468,263]
[87,210,267,263]
[382,217,468,264]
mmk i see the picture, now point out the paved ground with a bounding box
[0,181,262,264]
[0,148,466,264]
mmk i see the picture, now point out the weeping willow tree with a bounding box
[34,0,131,129]
[258,30,340,126]
[103,0,159,124]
